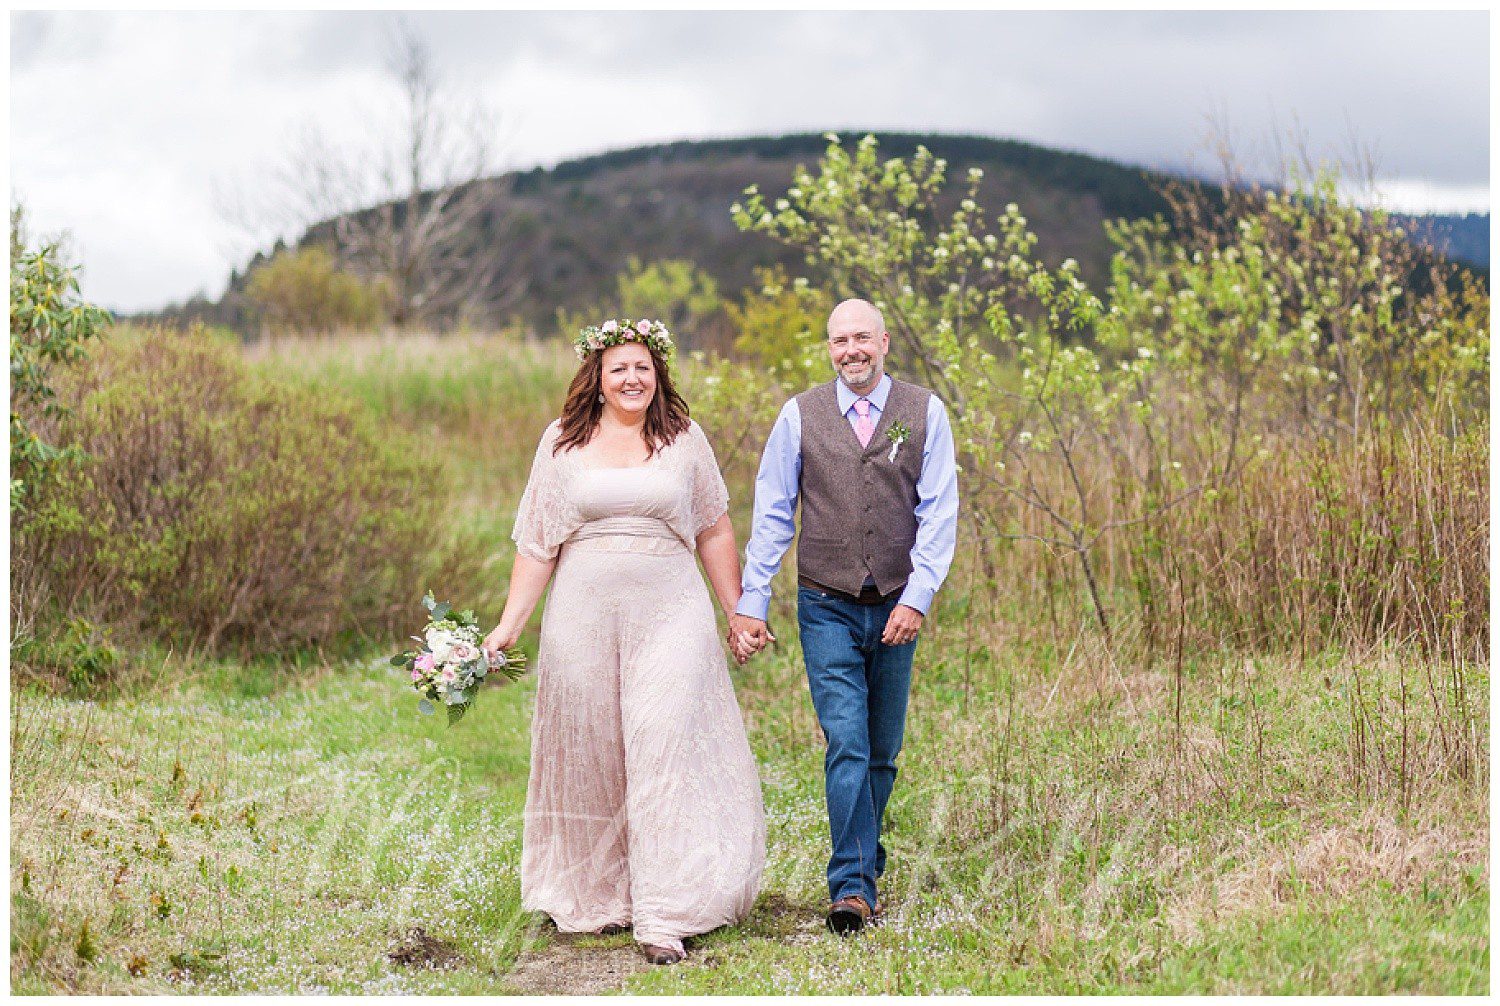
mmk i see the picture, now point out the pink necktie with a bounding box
[853,398,875,448]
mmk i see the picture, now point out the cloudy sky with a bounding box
[10,10,1490,312]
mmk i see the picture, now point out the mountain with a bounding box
[149,133,1486,335]
[1392,213,1489,271]
[155,132,1173,335]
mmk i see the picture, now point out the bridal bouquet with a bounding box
[390,592,527,725]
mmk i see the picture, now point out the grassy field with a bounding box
[9,634,1487,993]
[10,332,1489,993]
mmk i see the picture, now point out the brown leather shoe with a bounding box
[640,943,686,965]
[869,900,886,927]
[827,895,872,935]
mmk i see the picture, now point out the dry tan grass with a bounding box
[953,407,1487,666]
[240,329,520,367]
[1164,807,1489,941]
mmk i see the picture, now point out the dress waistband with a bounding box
[568,516,677,542]
[564,517,687,555]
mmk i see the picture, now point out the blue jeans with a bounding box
[797,585,917,907]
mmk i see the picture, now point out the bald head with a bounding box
[827,298,885,337]
[825,297,890,394]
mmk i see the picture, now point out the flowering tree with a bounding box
[733,134,1189,640]
[1109,170,1488,451]
[732,132,1488,652]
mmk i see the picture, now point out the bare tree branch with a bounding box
[226,19,523,330]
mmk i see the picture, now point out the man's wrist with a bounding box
[733,592,771,621]
[895,585,933,616]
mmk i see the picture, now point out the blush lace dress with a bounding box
[511,419,766,955]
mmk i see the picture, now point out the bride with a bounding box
[482,319,766,965]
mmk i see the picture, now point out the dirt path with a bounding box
[388,895,828,993]
[502,935,650,995]
[497,895,827,993]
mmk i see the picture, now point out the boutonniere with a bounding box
[886,421,912,462]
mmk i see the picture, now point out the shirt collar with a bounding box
[836,373,892,416]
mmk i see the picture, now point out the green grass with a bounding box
[10,655,541,994]
[10,630,1488,994]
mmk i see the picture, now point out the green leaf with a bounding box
[389,652,409,667]
[432,601,451,621]
[417,698,435,716]
[447,702,469,726]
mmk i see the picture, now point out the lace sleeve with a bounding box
[511,421,575,562]
[686,421,731,540]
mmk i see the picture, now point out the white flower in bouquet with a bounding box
[392,592,528,725]
[424,626,457,663]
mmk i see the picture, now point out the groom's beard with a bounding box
[837,357,879,389]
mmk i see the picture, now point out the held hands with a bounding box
[727,613,776,666]
[724,605,918,662]
[881,604,924,646]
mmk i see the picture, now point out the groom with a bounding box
[729,298,959,935]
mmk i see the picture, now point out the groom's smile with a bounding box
[838,353,874,385]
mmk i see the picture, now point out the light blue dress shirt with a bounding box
[736,373,960,621]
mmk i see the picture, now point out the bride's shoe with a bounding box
[639,942,686,965]
[593,923,628,936]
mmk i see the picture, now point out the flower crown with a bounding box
[574,318,674,362]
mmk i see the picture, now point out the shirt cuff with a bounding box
[734,590,771,621]
[896,583,934,616]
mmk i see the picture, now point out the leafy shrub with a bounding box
[1107,172,1489,440]
[558,256,731,351]
[725,265,832,370]
[9,206,112,511]
[246,246,387,335]
[14,325,449,657]
[10,615,120,692]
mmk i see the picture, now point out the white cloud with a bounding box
[11,10,1489,312]
[1362,181,1493,216]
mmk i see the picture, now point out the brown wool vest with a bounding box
[795,378,931,596]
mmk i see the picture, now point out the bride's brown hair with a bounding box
[554,343,691,457]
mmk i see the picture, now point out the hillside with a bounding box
[165,132,1175,334]
[154,133,1487,335]
[1394,213,1489,270]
